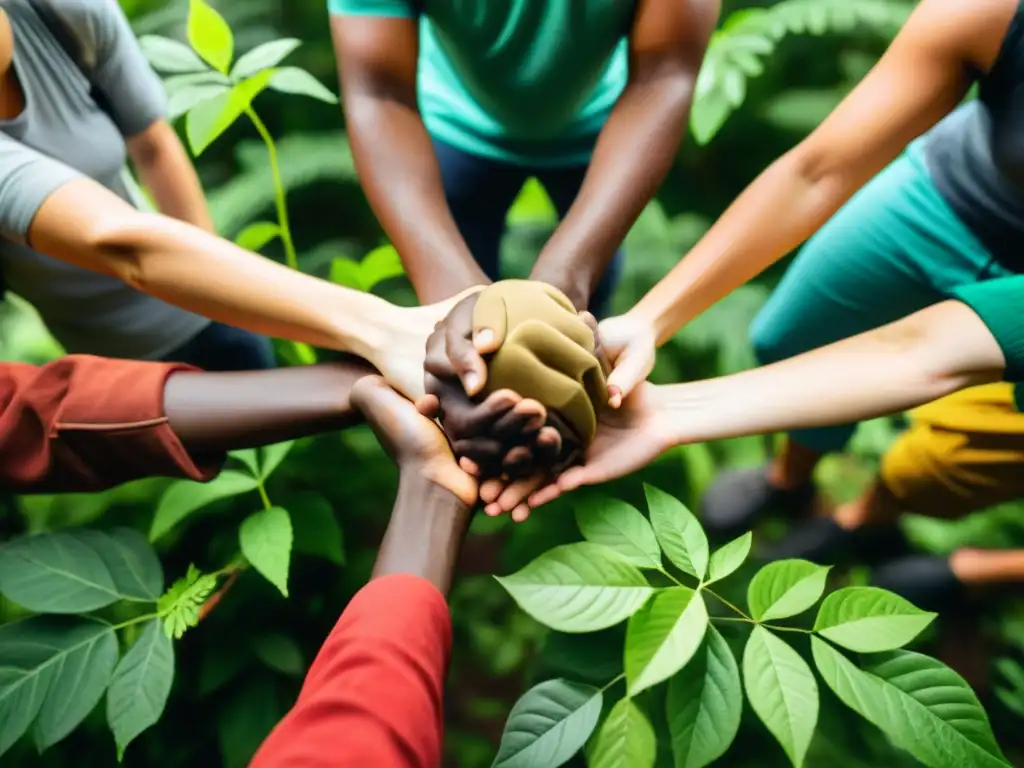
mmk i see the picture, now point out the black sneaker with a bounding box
[700,465,815,541]
[870,555,967,614]
[756,517,910,566]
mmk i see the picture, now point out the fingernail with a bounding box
[464,373,480,393]
[475,329,495,347]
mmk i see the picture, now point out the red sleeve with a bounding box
[0,355,222,493]
[250,573,451,768]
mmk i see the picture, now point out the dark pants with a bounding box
[161,321,277,372]
[433,138,624,318]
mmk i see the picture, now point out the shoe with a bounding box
[756,517,910,566]
[700,465,815,541]
[870,555,967,614]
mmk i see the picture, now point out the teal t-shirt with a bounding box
[328,0,632,166]
[954,275,1024,386]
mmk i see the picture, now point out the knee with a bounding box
[879,427,963,516]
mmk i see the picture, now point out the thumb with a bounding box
[471,290,509,354]
[605,347,653,407]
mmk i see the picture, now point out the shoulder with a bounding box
[44,0,128,51]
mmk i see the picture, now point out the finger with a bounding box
[580,311,612,378]
[607,385,623,410]
[496,474,546,513]
[484,501,504,517]
[511,505,532,523]
[480,478,506,504]
[459,456,481,476]
[606,349,653,404]
[528,483,563,508]
[491,400,547,439]
[502,445,536,480]
[471,288,510,353]
[452,438,503,477]
[443,388,524,440]
[415,394,441,418]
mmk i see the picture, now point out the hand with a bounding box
[350,375,477,507]
[598,312,658,407]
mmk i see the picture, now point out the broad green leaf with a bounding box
[588,697,656,768]
[495,542,653,633]
[185,71,272,156]
[231,38,301,80]
[575,497,661,569]
[747,559,830,621]
[691,80,733,144]
[667,626,742,768]
[138,35,207,73]
[158,565,218,640]
[252,633,304,676]
[106,620,175,759]
[167,82,228,120]
[359,244,406,290]
[813,587,936,653]
[706,532,752,585]
[743,626,818,768]
[230,448,260,476]
[291,493,345,565]
[0,617,118,754]
[80,528,163,602]
[234,221,281,252]
[269,67,339,103]
[162,70,232,93]
[329,257,364,290]
[812,639,1009,768]
[150,470,260,542]
[625,587,708,695]
[259,440,295,480]
[239,507,293,597]
[644,484,708,579]
[492,679,602,768]
[187,0,234,74]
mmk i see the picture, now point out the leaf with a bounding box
[259,440,294,480]
[230,448,260,476]
[359,244,406,290]
[231,38,301,80]
[239,507,293,597]
[706,532,752,584]
[667,626,743,768]
[625,587,708,695]
[234,221,281,252]
[268,67,339,103]
[813,587,936,653]
[106,620,175,759]
[329,257,364,290]
[291,493,345,565]
[151,470,260,542]
[587,697,656,768]
[747,559,830,621]
[138,35,207,73]
[644,484,708,579]
[167,82,228,121]
[185,71,272,156]
[252,633,304,676]
[495,542,653,633]
[187,0,234,74]
[492,679,602,768]
[743,626,818,768]
[575,497,661,569]
[158,565,219,640]
[812,639,1010,768]
[84,528,164,602]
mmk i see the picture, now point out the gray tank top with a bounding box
[925,0,1024,271]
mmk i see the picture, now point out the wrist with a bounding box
[528,266,591,310]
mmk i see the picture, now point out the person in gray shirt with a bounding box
[0,0,274,369]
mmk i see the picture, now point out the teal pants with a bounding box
[750,142,1013,453]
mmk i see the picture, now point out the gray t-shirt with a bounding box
[0,0,209,359]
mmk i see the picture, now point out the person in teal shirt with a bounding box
[328,0,718,316]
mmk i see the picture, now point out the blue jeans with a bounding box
[161,321,277,371]
[433,139,624,318]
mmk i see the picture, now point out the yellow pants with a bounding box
[881,383,1024,517]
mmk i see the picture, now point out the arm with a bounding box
[530,0,719,308]
[631,0,1016,343]
[127,121,214,231]
[330,2,489,302]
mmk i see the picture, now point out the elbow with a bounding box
[84,211,154,290]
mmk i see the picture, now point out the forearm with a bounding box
[165,358,374,454]
[129,121,215,231]
[372,471,472,596]
[347,97,490,302]
[530,80,690,307]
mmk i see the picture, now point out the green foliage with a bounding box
[587,697,657,768]
[107,620,175,759]
[158,565,218,640]
[239,506,293,597]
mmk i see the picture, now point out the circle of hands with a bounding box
[357,285,670,522]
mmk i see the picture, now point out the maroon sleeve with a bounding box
[250,573,452,768]
[0,355,222,493]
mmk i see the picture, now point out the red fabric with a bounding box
[0,355,221,492]
[250,573,452,768]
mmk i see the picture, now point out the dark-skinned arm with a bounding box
[529,0,720,308]
[330,11,490,303]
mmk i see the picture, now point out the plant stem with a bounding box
[657,568,686,587]
[256,480,272,510]
[763,624,813,635]
[712,616,754,624]
[244,106,297,271]
[599,672,625,693]
[704,587,752,620]
[109,611,162,632]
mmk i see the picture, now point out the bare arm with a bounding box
[127,120,215,232]
[331,15,489,303]
[632,0,1016,343]
[530,0,719,308]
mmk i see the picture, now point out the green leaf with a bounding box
[747,559,830,621]
[106,620,175,759]
[268,67,339,103]
[359,244,406,291]
[644,484,708,579]
[706,532,752,584]
[234,221,281,252]
[231,38,301,80]
[575,497,661,569]
[252,633,304,676]
[259,440,294,480]
[158,565,219,640]
[239,507,293,597]
[667,626,743,768]
[291,493,345,565]
[230,448,260,476]
[167,82,228,121]
[187,0,234,74]
[587,697,656,768]
[185,71,272,156]
[138,35,207,73]
[329,257,364,290]
[625,587,708,695]
[492,679,602,768]
[743,626,818,768]
[813,587,936,653]
[812,639,1010,768]
[151,470,260,542]
[84,528,164,602]
[495,542,653,633]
